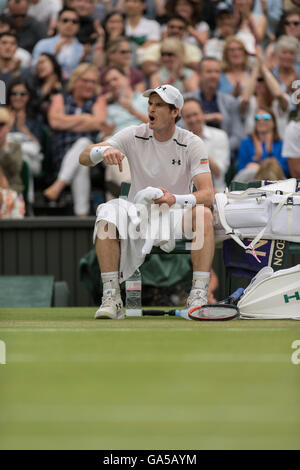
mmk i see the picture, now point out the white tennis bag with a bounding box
[237,265,300,319]
[214,179,300,258]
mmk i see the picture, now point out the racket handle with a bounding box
[142,309,191,320]
[142,309,168,316]
[229,288,244,302]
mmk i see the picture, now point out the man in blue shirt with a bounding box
[32,7,84,81]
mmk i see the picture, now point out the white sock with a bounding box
[101,271,120,294]
[192,271,210,292]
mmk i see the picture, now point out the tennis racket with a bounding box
[188,288,244,321]
[142,288,244,320]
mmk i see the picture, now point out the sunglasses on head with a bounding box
[61,18,79,24]
[11,91,28,96]
[255,113,272,121]
[284,20,300,26]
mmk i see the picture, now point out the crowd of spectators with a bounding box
[0,0,299,218]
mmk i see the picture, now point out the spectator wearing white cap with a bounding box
[79,84,215,320]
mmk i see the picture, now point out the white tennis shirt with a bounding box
[106,123,210,202]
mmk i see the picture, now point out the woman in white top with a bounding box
[240,55,290,139]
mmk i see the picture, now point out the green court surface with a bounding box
[0,308,299,450]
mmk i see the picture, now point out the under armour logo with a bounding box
[172,159,181,165]
[158,86,167,91]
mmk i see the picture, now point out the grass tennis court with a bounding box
[0,307,300,450]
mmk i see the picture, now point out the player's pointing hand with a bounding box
[103,148,125,172]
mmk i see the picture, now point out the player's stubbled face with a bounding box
[148,94,174,130]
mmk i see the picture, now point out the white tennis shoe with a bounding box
[95,289,124,319]
[186,289,207,308]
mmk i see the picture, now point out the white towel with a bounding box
[94,188,185,281]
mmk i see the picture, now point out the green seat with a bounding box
[0,276,70,307]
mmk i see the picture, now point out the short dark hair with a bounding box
[199,56,221,72]
[58,7,79,19]
[0,14,15,29]
[167,103,181,123]
[182,97,203,111]
[102,65,127,82]
[167,14,188,26]
[0,31,17,42]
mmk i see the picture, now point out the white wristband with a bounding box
[174,194,196,207]
[90,146,111,164]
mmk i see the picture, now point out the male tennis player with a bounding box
[79,85,215,319]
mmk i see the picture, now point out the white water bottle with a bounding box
[125,269,142,317]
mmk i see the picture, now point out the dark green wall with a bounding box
[0,217,95,306]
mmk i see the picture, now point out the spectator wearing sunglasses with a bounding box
[92,10,126,69]
[0,14,31,67]
[6,78,44,202]
[149,38,198,94]
[137,15,202,78]
[0,32,24,87]
[44,63,107,216]
[240,55,290,139]
[99,37,146,95]
[235,107,289,181]
[7,0,47,53]
[164,0,210,48]
[7,78,43,144]
[272,35,300,95]
[265,10,300,69]
[32,8,84,81]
